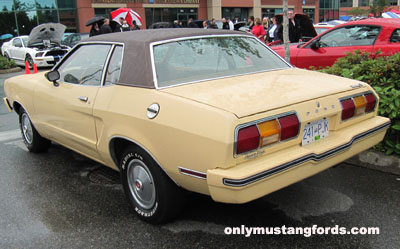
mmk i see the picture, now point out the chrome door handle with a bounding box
[78,96,88,102]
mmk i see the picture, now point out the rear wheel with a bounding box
[19,108,51,153]
[119,146,185,224]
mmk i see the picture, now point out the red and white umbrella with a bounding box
[111,8,142,26]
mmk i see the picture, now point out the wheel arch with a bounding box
[108,136,180,186]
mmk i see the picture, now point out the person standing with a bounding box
[277,10,302,43]
[209,18,218,29]
[89,23,100,37]
[132,20,140,30]
[222,18,229,30]
[227,17,234,30]
[202,21,208,29]
[251,18,266,41]
[187,18,198,28]
[100,18,112,34]
[267,16,281,42]
[248,16,255,31]
[120,20,131,32]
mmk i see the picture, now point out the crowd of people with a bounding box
[89,11,305,45]
[89,17,141,37]
[248,10,303,44]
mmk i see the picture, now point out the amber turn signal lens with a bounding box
[258,120,280,147]
[353,95,367,115]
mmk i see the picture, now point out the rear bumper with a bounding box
[207,116,390,204]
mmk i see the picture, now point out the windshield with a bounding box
[153,36,290,88]
[22,37,29,47]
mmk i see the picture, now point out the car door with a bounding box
[373,28,400,55]
[34,44,112,160]
[295,25,380,68]
[9,38,23,60]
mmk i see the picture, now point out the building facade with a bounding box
[340,0,400,16]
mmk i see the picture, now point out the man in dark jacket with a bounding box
[277,11,302,43]
[100,18,113,34]
[187,18,198,28]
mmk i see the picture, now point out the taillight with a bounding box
[235,113,299,155]
[364,93,377,112]
[236,125,259,155]
[278,114,300,141]
[340,92,377,121]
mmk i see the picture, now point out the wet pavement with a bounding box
[1,70,399,249]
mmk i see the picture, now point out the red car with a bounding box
[271,18,400,69]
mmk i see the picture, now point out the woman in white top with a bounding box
[267,17,280,43]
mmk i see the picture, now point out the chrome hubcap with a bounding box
[21,113,33,144]
[127,159,156,210]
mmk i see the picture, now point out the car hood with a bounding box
[28,23,66,47]
[161,68,364,118]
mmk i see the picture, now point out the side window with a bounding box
[318,26,380,47]
[390,29,400,43]
[104,46,123,86]
[13,39,22,47]
[57,44,111,86]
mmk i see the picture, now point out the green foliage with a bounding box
[317,50,400,156]
[0,55,16,69]
[347,7,369,16]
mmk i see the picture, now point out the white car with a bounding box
[1,23,70,68]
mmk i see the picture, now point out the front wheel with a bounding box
[25,54,33,69]
[119,146,186,224]
[19,108,51,153]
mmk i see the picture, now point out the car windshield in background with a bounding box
[22,37,29,47]
[153,36,290,88]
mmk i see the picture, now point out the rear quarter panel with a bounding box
[93,85,238,194]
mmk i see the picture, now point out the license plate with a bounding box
[302,118,329,146]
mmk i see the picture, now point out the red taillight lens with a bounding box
[278,114,300,141]
[236,125,260,155]
[341,99,355,121]
[364,93,377,112]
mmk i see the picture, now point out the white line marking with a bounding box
[0,129,21,142]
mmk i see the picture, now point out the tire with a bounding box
[19,108,51,153]
[25,54,33,69]
[119,146,185,224]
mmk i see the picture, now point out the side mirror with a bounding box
[310,40,320,49]
[45,70,60,86]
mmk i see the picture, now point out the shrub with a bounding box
[0,55,16,69]
[317,50,400,156]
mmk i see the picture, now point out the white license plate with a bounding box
[302,118,329,146]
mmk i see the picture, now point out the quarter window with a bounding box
[318,25,380,47]
[104,46,123,85]
[57,44,111,86]
[389,29,400,43]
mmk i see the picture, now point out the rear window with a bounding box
[390,29,400,43]
[153,36,289,88]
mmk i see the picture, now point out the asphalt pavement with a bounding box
[0,70,399,249]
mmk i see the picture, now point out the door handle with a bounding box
[78,96,88,102]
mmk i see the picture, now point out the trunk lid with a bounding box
[161,68,364,118]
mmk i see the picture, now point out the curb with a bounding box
[0,67,22,74]
[346,149,400,175]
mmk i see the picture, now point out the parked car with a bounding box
[1,23,70,68]
[3,29,390,224]
[271,18,400,69]
[61,33,89,48]
[314,23,334,35]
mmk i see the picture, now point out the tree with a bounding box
[369,0,390,17]
[347,7,369,16]
[283,0,290,62]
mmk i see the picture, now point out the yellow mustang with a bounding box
[3,29,390,224]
